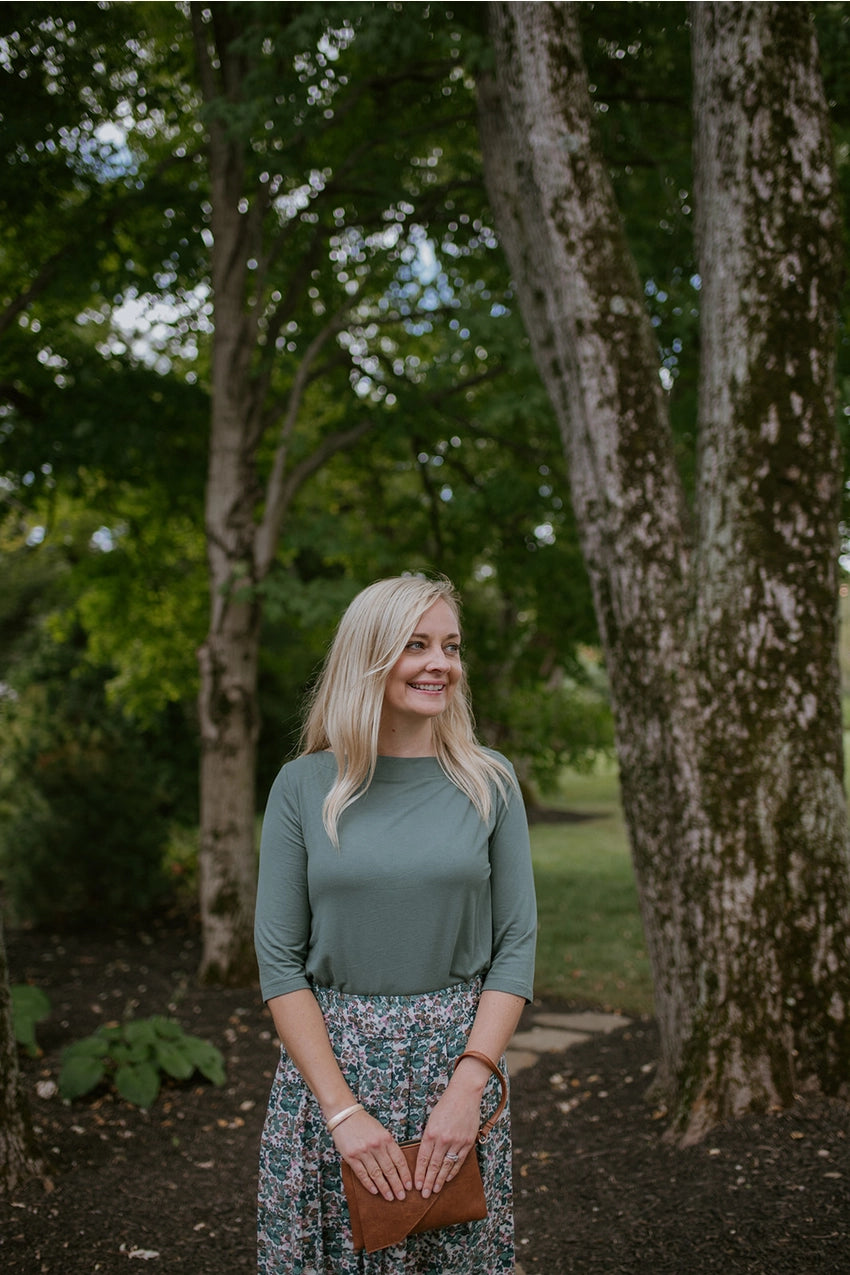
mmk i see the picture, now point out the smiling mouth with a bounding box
[409,682,446,693]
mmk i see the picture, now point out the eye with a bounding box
[445,643,461,655]
[406,640,425,650]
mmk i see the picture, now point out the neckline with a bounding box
[372,754,442,779]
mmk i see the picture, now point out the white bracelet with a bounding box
[326,1102,364,1133]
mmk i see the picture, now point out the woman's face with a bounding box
[381,599,462,731]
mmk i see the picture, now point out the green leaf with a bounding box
[150,1017,183,1041]
[10,984,51,1056]
[62,1035,110,1060]
[124,1020,158,1048]
[155,1040,195,1081]
[181,1035,226,1086]
[110,1040,152,1065]
[114,1061,160,1108]
[59,1053,106,1100]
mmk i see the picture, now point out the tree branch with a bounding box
[254,417,374,577]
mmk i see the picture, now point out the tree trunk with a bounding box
[191,6,376,981]
[196,596,261,985]
[686,0,850,1134]
[193,3,264,983]
[0,917,48,1193]
[479,0,850,1141]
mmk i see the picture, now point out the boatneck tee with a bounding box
[254,751,537,1001]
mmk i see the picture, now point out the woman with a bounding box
[254,575,537,1273]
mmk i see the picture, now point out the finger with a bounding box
[351,1156,394,1202]
[365,1158,398,1203]
[351,1160,380,1196]
[375,1150,410,1200]
[440,1149,465,1181]
[431,1149,466,1193]
[414,1144,437,1194]
[418,1146,452,1198]
[387,1143,414,1194]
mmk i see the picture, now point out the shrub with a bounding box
[58,1016,226,1108]
[0,660,172,927]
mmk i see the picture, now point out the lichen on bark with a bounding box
[480,0,850,1141]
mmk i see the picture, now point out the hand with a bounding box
[413,1078,483,1199]
[331,1110,413,1202]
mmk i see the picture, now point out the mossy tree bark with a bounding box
[0,916,48,1193]
[479,0,850,1141]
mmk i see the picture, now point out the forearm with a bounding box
[453,988,524,1096]
[415,989,523,1195]
[266,988,355,1121]
[266,988,413,1201]
[438,979,525,1111]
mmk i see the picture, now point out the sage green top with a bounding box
[254,751,537,1002]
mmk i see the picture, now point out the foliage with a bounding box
[0,3,608,847]
[0,643,175,928]
[255,306,608,785]
[58,1016,226,1108]
[0,503,201,894]
[10,985,51,1057]
[0,1,613,823]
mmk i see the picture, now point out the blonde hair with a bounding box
[300,575,515,845]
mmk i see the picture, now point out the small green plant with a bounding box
[11,984,52,1056]
[58,1016,226,1108]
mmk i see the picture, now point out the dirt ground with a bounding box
[2,913,849,1275]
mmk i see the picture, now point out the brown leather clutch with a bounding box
[340,1050,507,1254]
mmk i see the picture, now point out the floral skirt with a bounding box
[257,979,514,1274]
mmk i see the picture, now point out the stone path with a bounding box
[508,1007,632,1275]
[507,1007,631,1075]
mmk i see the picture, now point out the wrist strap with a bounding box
[455,1050,508,1143]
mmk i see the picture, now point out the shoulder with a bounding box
[477,748,524,817]
[480,747,519,788]
[269,751,336,798]
[480,746,515,772]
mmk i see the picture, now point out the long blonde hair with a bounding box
[300,575,515,845]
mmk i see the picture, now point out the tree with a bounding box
[479,0,850,1141]
[2,2,606,986]
[187,2,518,980]
[0,916,47,1192]
[0,3,199,1189]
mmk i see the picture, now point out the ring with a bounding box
[444,1152,460,1163]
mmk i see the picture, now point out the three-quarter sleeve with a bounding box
[254,765,313,1002]
[254,752,537,1001]
[483,766,538,1001]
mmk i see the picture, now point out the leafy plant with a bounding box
[58,1016,226,1108]
[11,985,51,1057]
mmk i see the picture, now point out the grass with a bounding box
[530,764,654,1017]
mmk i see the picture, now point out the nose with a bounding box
[425,646,449,670]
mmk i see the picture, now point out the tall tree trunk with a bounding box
[479,0,850,1141]
[0,918,48,1193]
[191,5,376,981]
[193,3,263,983]
[687,0,850,1132]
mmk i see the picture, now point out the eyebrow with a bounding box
[410,631,461,641]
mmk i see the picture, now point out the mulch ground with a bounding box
[2,913,848,1275]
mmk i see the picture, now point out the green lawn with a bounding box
[530,765,654,1016]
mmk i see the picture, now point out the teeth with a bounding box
[410,683,444,691]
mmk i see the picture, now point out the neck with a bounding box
[377,720,436,757]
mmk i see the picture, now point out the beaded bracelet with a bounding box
[326,1102,364,1133]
